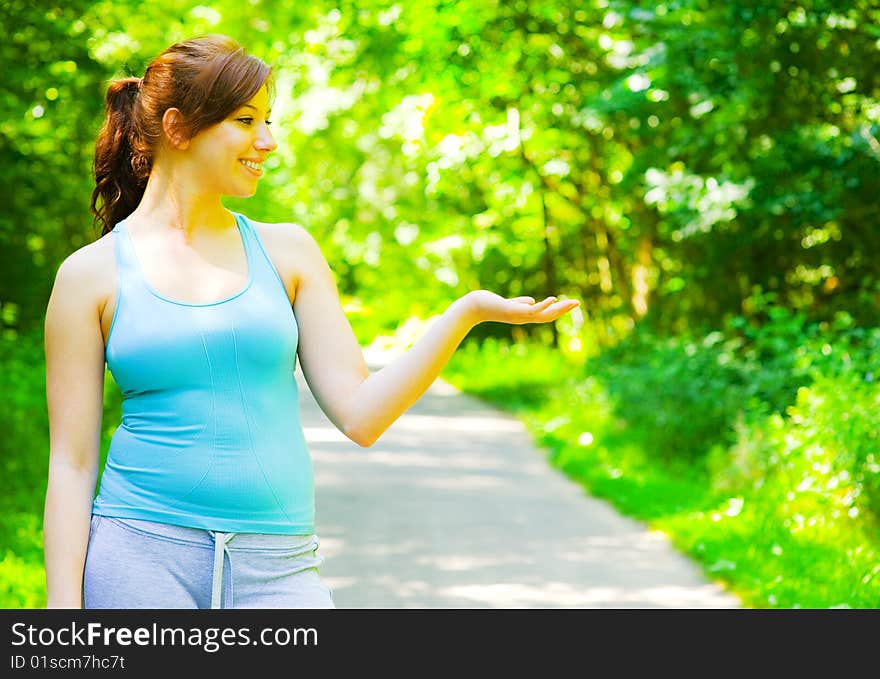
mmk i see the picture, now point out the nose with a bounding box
[255,122,277,154]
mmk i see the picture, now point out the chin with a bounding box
[226,185,259,198]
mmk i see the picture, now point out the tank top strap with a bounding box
[111,219,133,269]
[232,211,292,302]
[111,219,146,297]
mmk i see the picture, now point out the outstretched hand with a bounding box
[466,290,580,325]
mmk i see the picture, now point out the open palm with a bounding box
[468,290,580,325]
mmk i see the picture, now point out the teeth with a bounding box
[241,160,261,171]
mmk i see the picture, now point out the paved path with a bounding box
[296,351,741,609]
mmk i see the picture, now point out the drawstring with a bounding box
[210,531,236,609]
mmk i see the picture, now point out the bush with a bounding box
[587,330,756,465]
[745,373,880,524]
[0,329,50,507]
[729,305,880,414]
[590,307,880,473]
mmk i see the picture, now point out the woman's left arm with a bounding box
[291,225,578,447]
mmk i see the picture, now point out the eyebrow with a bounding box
[241,104,272,114]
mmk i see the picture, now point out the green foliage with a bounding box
[1,0,109,331]
[0,330,49,607]
[713,372,880,524]
[0,330,50,501]
[730,297,880,412]
[6,0,879,342]
[589,331,753,465]
[586,299,880,473]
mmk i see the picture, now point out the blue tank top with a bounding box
[92,212,315,535]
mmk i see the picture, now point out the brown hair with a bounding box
[90,34,274,236]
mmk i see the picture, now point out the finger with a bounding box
[535,299,579,320]
[552,300,581,317]
[546,297,577,307]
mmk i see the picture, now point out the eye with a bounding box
[237,117,272,126]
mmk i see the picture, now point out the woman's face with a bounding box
[184,84,277,198]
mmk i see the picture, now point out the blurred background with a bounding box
[1,0,878,607]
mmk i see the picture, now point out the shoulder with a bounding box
[44,234,115,404]
[242,216,329,298]
[245,216,321,252]
[54,231,117,304]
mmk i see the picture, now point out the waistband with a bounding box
[104,516,316,551]
[99,516,320,609]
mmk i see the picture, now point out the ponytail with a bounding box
[90,76,149,236]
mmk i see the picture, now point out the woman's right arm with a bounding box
[43,249,107,608]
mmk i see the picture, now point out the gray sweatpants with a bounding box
[83,514,335,609]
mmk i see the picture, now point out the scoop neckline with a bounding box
[116,212,254,308]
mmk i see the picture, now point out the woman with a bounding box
[43,34,580,609]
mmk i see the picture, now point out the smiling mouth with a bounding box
[240,160,263,177]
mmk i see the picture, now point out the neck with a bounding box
[130,161,233,238]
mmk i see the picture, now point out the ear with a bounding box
[161,107,190,150]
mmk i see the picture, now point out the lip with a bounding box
[239,159,263,177]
